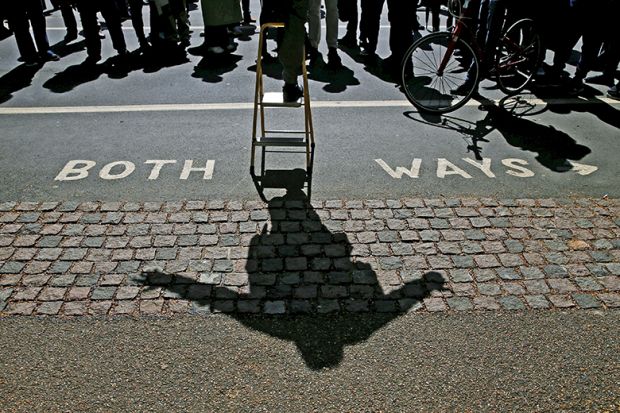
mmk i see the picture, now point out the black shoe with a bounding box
[243,15,256,25]
[608,84,620,100]
[327,47,342,68]
[567,77,585,96]
[82,55,101,66]
[180,38,191,48]
[585,73,615,87]
[64,31,78,42]
[307,46,320,66]
[359,44,376,57]
[283,83,303,103]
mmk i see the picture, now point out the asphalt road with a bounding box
[1,4,619,201]
[0,310,619,412]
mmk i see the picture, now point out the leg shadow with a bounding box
[0,64,42,104]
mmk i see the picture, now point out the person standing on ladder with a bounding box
[278,0,309,102]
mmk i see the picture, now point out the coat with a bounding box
[201,0,242,26]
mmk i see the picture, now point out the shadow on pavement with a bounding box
[404,97,592,171]
[143,169,447,370]
[0,64,41,104]
[192,53,243,84]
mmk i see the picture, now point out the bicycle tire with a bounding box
[495,18,541,95]
[401,32,479,114]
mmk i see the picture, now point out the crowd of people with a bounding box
[1,0,619,101]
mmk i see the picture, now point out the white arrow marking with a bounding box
[570,162,598,176]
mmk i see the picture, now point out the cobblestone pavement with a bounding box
[0,197,619,317]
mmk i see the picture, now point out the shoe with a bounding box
[338,32,357,48]
[207,46,225,54]
[23,59,40,68]
[82,55,101,66]
[243,15,256,25]
[64,31,78,42]
[226,41,237,52]
[307,45,320,65]
[359,44,376,58]
[567,77,585,96]
[608,84,620,100]
[180,38,191,48]
[327,47,342,68]
[260,52,278,64]
[41,50,60,62]
[585,73,615,87]
[283,83,303,103]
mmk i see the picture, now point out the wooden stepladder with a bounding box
[250,22,315,175]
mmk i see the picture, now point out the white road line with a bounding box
[0,97,618,115]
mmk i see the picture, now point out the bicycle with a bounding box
[401,0,541,114]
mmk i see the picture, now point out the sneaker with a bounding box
[41,50,60,62]
[283,83,303,103]
[585,73,615,87]
[608,84,620,100]
[327,47,342,68]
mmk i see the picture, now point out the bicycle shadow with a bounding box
[142,169,447,370]
[404,96,591,171]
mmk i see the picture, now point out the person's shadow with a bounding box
[143,170,447,370]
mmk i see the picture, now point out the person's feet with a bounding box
[585,73,615,87]
[40,50,60,62]
[82,54,101,66]
[567,77,585,96]
[338,32,357,48]
[283,83,303,103]
[608,84,620,100]
[307,46,320,66]
[327,47,342,69]
[64,30,78,42]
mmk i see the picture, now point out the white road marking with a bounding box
[1,97,618,115]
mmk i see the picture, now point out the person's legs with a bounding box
[360,0,385,55]
[280,0,308,100]
[76,0,102,61]
[25,0,53,58]
[307,0,321,50]
[59,0,78,39]
[6,3,39,63]
[128,0,149,47]
[99,0,128,54]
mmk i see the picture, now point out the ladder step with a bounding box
[256,136,307,147]
[261,92,303,108]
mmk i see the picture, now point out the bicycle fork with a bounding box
[437,26,463,76]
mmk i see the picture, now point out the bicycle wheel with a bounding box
[401,32,479,114]
[495,18,541,95]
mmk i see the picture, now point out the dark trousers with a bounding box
[242,0,251,20]
[128,0,147,43]
[58,0,77,35]
[386,0,415,61]
[359,0,384,51]
[75,0,127,57]
[6,0,51,61]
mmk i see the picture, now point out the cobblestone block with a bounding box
[597,293,620,308]
[498,296,526,310]
[264,300,286,314]
[67,287,91,301]
[597,276,620,291]
[571,293,602,309]
[477,283,501,296]
[63,301,88,316]
[423,297,447,312]
[473,296,500,310]
[36,301,63,315]
[547,294,576,308]
[91,287,117,300]
[5,302,36,315]
[547,279,577,293]
[112,301,138,315]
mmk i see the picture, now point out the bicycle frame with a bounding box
[437,0,481,75]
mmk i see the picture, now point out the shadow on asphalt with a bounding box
[142,169,447,370]
[404,96,592,171]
